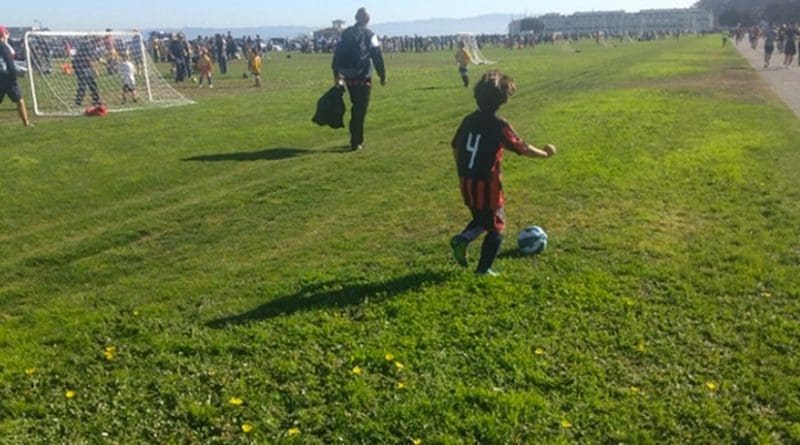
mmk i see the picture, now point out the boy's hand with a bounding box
[544,144,557,157]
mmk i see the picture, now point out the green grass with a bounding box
[2,36,800,443]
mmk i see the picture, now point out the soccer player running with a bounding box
[0,25,32,126]
[331,7,386,151]
[450,70,556,276]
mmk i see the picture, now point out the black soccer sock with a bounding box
[476,231,503,273]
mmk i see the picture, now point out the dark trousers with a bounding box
[346,82,371,148]
[75,69,101,106]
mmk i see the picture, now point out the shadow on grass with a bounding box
[207,270,449,328]
[182,147,314,162]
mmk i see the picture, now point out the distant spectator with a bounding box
[0,25,32,126]
[214,33,227,74]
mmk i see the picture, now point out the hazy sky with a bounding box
[6,0,698,30]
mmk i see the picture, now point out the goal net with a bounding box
[458,33,497,65]
[24,31,193,116]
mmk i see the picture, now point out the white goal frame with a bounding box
[24,30,193,116]
[458,33,497,65]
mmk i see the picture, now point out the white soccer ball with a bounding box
[517,225,548,255]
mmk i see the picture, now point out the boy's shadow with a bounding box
[182,145,355,162]
[182,147,313,162]
[207,270,450,328]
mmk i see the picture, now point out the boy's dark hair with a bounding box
[474,70,516,113]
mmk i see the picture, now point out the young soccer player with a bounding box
[249,48,262,87]
[197,48,213,88]
[450,70,557,276]
[119,54,138,103]
[455,40,471,87]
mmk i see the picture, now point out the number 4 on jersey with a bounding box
[466,132,482,170]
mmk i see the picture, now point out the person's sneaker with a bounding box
[351,144,364,151]
[450,236,468,268]
[475,268,499,277]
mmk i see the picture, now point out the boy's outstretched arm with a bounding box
[520,143,557,158]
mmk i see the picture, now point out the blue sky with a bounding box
[7,0,697,30]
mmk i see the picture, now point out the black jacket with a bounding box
[312,85,346,129]
[331,25,385,82]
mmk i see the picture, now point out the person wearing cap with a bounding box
[331,7,386,151]
[0,25,32,126]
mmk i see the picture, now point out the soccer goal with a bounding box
[458,33,497,65]
[24,31,193,116]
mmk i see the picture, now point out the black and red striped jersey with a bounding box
[451,110,527,210]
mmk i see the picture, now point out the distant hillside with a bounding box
[372,14,518,36]
[145,14,522,39]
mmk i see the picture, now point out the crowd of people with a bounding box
[726,24,800,68]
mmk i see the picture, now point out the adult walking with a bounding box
[0,25,32,126]
[783,24,797,67]
[331,7,386,151]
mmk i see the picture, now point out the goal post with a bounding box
[24,30,193,116]
[457,33,497,65]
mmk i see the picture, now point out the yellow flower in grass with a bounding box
[25,367,37,376]
[560,419,572,428]
[241,423,254,433]
[288,427,301,436]
[103,346,116,361]
[65,390,76,399]
[396,382,407,390]
[384,353,395,362]
[411,438,423,445]
[636,342,646,352]
[706,381,718,391]
[534,348,545,356]
[351,366,363,375]
[229,397,244,406]
[394,361,405,371]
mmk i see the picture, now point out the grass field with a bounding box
[1,36,800,444]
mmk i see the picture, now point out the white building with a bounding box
[509,9,713,36]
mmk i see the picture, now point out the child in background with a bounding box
[450,70,557,276]
[197,48,213,88]
[249,48,262,87]
[119,54,138,103]
[455,41,471,87]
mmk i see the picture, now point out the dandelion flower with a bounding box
[411,438,423,445]
[394,361,405,371]
[636,342,645,352]
[229,397,244,406]
[65,390,76,399]
[385,353,395,361]
[351,366,363,376]
[396,382,406,390]
[706,381,718,391]
[534,348,545,356]
[25,368,37,376]
[561,419,572,428]
[241,423,254,433]
[288,427,301,436]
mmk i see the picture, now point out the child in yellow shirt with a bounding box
[250,49,262,87]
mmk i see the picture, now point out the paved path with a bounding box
[736,40,800,118]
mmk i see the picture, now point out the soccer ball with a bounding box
[518,225,548,255]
